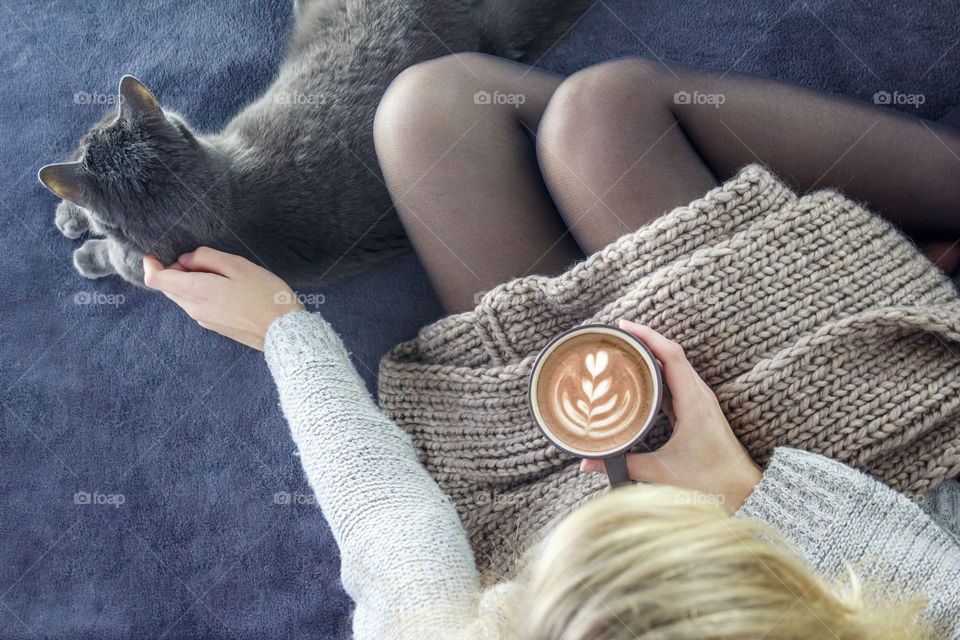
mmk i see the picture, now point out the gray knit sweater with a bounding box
[264,309,960,640]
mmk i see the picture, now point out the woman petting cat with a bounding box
[142,54,960,639]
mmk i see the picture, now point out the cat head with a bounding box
[38,76,224,259]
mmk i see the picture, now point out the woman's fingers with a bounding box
[177,246,244,277]
[579,451,680,485]
[618,319,704,398]
[143,254,195,295]
[579,459,600,473]
[624,451,684,485]
[661,386,676,423]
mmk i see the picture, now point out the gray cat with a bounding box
[38,0,589,287]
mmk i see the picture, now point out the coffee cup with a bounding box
[528,323,663,487]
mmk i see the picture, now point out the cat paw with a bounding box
[55,201,89,239]
[73,239,116,279]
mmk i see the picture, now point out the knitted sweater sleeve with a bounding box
[919,478,960,542]
[735,447,960,637]
[263,310,482,640]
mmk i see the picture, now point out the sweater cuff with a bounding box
[735,447,860,520]
[733,447,881,574]
[264,309,352,372]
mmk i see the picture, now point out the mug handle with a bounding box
[604,453,633,487]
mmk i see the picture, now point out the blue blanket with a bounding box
[1,1,957,638]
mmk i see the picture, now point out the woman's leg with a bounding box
[374,52,583,313]
[536,57,960,255]
[376,54,960,313]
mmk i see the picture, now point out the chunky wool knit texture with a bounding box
[377,164,960,581]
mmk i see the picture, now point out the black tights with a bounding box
[374,53,960,313]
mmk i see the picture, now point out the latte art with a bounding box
[533,332,657,455]
[552,348,643,439]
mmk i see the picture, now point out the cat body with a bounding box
[40,0,588,286]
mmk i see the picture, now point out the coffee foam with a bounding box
[534,333,655,454]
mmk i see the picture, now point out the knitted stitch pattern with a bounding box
[377,164,960,581]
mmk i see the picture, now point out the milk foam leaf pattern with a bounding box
[554,348,643,439]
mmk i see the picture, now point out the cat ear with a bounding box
[38,161,91,207]
[118,75,163,121]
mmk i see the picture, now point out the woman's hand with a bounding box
[580,319,762,513]
[142,247,306,351]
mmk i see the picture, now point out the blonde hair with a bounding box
[399,484,935,639]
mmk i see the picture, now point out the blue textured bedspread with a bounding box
[1,1,957,638]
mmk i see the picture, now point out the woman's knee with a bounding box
[374,52,508,156]
[544,57,673,120]
[536,57,673,166]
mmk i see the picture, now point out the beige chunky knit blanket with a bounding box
[377,164,960,581]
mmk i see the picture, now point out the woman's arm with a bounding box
[736,447,960,637]
[263,310,482,639]
[140,249,484,638]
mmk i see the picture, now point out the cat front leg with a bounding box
[107,242,147,287]
[73,238,149,287]
[73,239,116,279]
[54,201,91,239]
